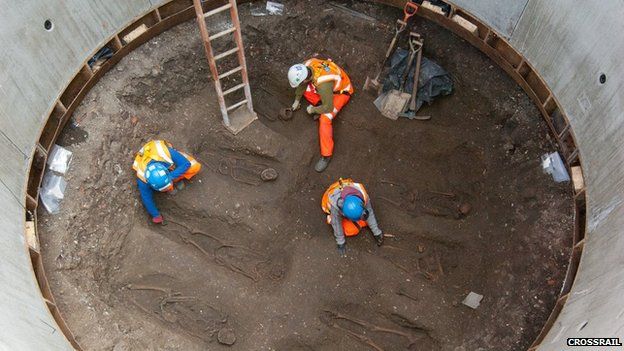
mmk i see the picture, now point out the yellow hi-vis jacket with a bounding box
[132,140,174,183]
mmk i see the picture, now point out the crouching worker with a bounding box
[288,58,354,172]
[132,140,201,224]
[321,178,384,256]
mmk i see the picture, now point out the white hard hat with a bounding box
[288,64,308,88]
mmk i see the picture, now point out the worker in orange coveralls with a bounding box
[288,58,354,172]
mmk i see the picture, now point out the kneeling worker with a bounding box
[132,140,201,224]
[288,58,354,172]
[322,178,384,255]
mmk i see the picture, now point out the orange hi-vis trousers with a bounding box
[175,162,201,182]
[165,152,202,192]
[303,85,351,157]
[175,152,201,182]
[342,218,368,237]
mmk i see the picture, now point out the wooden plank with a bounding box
[25,220,39,252]
[59,65,92,107]
[574,190,587,244]
[543,95,557,115]
[224,105,257,135]
[43,101,68,149]
[451,14,478,36]
[26,194,38,211]
[525,69,550,103]
[158,0,193,19]
[26,147,46,199]
[453,9,488,39]
[422,1,445,16]
[122,24,148,44]
[110,35,123,52]
[492,36,522,68]
[571,166,584,192]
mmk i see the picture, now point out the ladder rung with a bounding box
[223,83,246,96]
[210,27,236,41]
[203,3,232,18]
[218,66,242,79]
[214,47,239,60]
[227,99,248,111]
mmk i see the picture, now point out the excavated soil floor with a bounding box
[39,1,574,350]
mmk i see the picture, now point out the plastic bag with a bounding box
[541,152,570,183]
[47,144,73,175]
[39,172,67,214]
[266,1,284,15]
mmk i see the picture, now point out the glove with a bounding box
[292,99,301,111]
[374,234,384,247]
[152,215,164,224]
[306,104,315,115]
[337,243,346,256]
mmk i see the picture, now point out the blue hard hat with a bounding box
[342,195,365,221]
[145,162,172,191]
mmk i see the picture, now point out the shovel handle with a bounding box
[399,32,422,90]
[409,47,423,111]
[403,2,419,22]
[387,2,418,66]
[373,19,406,82]
[383,20,405,59]
[368,3,418,89]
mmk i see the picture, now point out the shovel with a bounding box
[399,35,430,120]
[364,2,418,92]
[364,19,405,93]
[375,32,421,120]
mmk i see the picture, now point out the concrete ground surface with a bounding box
[38,1,574,350]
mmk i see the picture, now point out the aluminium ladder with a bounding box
[192,0,256,134]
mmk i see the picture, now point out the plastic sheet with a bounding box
[39,172,67,214]
[251,1,284,16]
[266,1,284,15]
[381,48,454,116]
[88,46,114,69]
[47,144,73,175]
[250,5,268,16]
[541,152,570,183]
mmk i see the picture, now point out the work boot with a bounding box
[315,156,331,172]
[169,181,185,195]
[374,234,384,247]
